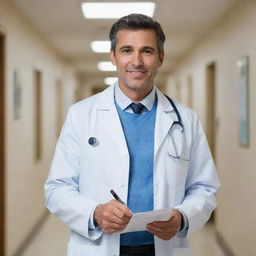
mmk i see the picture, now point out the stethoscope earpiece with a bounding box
[88,137,97,146]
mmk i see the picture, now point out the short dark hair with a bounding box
[109,14,165,54]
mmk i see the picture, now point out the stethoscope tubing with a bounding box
[165,95,184,131]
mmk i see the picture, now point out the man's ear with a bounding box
[110,49,117,66]
[158,51,164,67]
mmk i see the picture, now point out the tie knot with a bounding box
[130,103,145,114]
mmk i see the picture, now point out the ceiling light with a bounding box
[91,41,111,53]
[97,61,117,71]
[81,2,155,19]
[104,77,118,85]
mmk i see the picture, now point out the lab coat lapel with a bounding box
[154,89,175,159]
[94,85,128,154]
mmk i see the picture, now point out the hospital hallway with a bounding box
[19,215,226,256]
[1,0,256,255]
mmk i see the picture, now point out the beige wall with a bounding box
[0,2,77,255]
[2,0,256,255]
[167,0,256,255]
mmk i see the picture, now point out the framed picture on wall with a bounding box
[13,69,22,120]
[236,56,249,147]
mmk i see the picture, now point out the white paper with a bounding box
[120,208,173,233]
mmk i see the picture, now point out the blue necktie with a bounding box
[130,103,145,114]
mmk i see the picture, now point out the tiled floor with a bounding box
[21,215,226,256]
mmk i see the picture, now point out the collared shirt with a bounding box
[114,83,156,113]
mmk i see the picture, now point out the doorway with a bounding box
[0,33,5,255]
[56,79,63,137]
[187,75,193,109]
[206,63,216,160]
[34,70,42,161]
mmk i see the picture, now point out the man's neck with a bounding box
[118,85,153,102]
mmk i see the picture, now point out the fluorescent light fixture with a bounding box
[104,77,118,85]
[97,61,117,71]
[81,2,155,19]
[91,41,111,53]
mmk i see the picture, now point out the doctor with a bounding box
[45,14,219,256]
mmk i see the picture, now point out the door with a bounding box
[206,63,216,159]
[206,63,217,222]
[0,33,5,256]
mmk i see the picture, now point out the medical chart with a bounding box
[120,208,173,233]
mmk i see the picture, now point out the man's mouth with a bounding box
[127,70,147,74]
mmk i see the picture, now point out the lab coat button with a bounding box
[120,184,125,188]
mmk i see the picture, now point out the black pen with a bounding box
[110,189,125,205]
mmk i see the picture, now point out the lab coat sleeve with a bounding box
[44,107,103,240]
[175,112,220,236]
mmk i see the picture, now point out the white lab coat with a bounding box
[45,85,219,256]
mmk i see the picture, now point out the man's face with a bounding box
[110,29,164,96]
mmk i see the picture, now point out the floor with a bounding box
[21,215,226,256]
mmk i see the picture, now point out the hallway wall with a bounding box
[0,2,77,255]
[166,0,256,255]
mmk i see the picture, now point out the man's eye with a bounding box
[144,49,153,54]
[121,49,130,53]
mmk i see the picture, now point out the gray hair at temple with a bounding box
[109,13,166,54]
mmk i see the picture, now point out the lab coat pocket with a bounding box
[165,153,189,182]
[165,153,190,205]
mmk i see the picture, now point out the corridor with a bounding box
[21,216,225,256]
[1,0,256,255]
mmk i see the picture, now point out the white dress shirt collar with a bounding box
[114,83,156,112]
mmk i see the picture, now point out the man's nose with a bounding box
[131,52,143,66]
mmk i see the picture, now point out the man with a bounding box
[45,14,219,256]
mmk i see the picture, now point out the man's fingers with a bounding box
[146,213,181,241]
[111,201,133,224]
[104,221,127,230]
[147,223,171,233]
[100,216,128,233]
[102,218,129,234]
[111,212,130,225]
[147,229,175,240]
[151,220,170,226]
[113,201,133,218]
[146,224,176,240]
[94,199,133,234]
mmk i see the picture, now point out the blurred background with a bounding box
[0,0,256,255]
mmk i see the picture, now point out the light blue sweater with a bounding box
[116,101,157,246]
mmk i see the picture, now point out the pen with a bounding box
[110,189,125,205]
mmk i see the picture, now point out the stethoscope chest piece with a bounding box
[88,137,98,146]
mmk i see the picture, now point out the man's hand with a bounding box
[146,209,182,240]
[94,199,133,234]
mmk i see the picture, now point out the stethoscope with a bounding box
[88,95,187,161]
[165,95,188,161]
